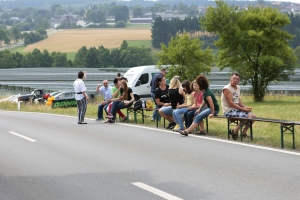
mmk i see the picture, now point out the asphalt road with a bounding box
[1,111,300,200]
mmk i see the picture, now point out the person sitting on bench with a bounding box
[221,72,256,140]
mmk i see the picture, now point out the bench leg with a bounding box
[239,120,243,142]
[280,124,284,149]
[205,117,209,134]
[280,124,295,149]
[142,110,144,124]
[227,119,230,140]
[127,109,130,123]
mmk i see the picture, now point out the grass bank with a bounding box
[1,95,299,151]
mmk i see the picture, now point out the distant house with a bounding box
[76,20,86,27]
[50,14,80,28]
[130,18,152,24]
[10,17,19,21]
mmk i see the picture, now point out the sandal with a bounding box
[179,130,189,136]
[229,129,238,140]
[196,130,206,135]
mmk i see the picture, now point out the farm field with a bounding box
[23,28,152,53]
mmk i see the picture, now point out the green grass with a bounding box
[66,52,77,61]
[1,95,300,151]
[125,24,152,29]
[127,40,152,48]
[8,46,26,54]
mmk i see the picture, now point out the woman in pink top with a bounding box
[183,81,206,132]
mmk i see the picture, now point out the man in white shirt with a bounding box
[73,71,90,124]
[96,80,112,121]
[221,72,256,140]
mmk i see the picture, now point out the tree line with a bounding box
[0,49,71,69]
[0,40,157,69]
[73,41,156,68]
[151,12,300,50]
[283,12,300,49]
[151,16,201,49]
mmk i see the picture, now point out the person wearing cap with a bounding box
[150,67,167,121]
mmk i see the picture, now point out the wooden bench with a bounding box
[212,115,300,149]
[127,107,163,127]
[127,106,210,131]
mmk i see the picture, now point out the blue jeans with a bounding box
[184,108,197,128]
[151,91,161,121]
[173,107,188,130]
[193,108,219,124]
[97,103,109,119]
[111,101,132,120]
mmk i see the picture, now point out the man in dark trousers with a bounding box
[73,71,90,124]
[150,67,167,121]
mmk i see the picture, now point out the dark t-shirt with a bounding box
[169,88,184,109]
[203,88,219,111]
[120,87,133,101]
[155,85,170,107]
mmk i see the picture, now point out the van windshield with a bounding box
[124,73,138,86]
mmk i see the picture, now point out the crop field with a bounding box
[23,28,152,53]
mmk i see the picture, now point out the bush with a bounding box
[114,21,126,28]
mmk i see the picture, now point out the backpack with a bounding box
[133,100,143,111]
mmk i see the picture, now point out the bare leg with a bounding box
[234,113,256,135]
[159,109,174,123]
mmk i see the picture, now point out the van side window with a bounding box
[139,73,149,85]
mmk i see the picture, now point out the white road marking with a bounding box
[121,123,300,156]
[132,182,183,200]
[9,131,37,142]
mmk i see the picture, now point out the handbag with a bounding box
[133,100,143,111]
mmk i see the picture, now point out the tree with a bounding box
[109,5,129,23]
[0,29,10,48]
[74,46,88,67]
[85,47,100,68]
[51,4,62,15]
[98,45,111,68]
[12,52,24,68]
[133,6,143,18]
[0,50,17,69]
[21,53,39,68]
[10,26,21,44]
[201,1,297,102]
[51,52,69,67]
[157,32,213,81]
[294,46,300,67]
[110,48,122,67]
[121,46,154,68]
[41,50,53,67]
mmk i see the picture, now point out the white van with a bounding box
[123,65,162,100]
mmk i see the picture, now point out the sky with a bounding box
[268,0,300,3]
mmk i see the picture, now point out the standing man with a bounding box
[221,72,256,140]
[96,80,112,121]
[74,71,90,124]
[150,66,167,121]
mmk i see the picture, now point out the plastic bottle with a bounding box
[142,99,145,108]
